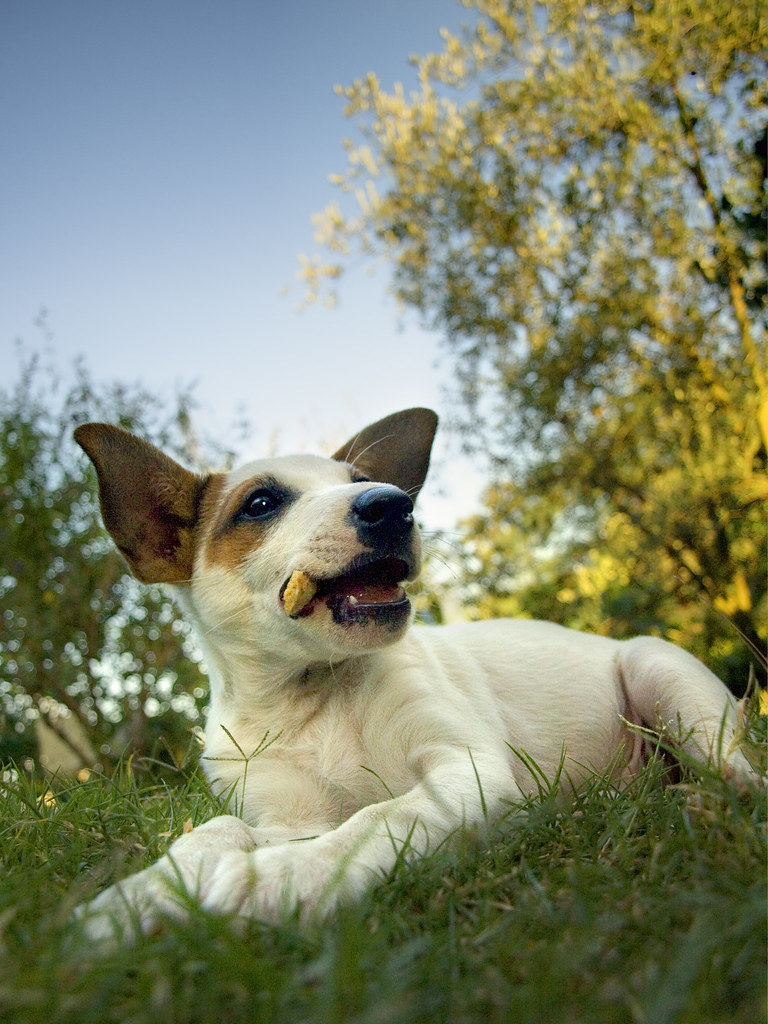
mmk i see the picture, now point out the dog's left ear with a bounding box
[332,408,438,501]
[74,423,206,584]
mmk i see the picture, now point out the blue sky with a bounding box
[1,0,485,529]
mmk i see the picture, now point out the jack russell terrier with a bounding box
[73,408,758,940]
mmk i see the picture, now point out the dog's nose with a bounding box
[352,485,414,542]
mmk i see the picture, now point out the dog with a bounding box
[73,408,759,940]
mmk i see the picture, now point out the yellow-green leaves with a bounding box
[303,0,766,688]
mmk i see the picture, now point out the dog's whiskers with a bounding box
[422,549,460,581]
[402,484,423,499]
[198,602,253,641]
[347,432,395,469]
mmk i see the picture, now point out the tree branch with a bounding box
[674,85,768,448]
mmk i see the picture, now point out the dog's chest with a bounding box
[205,693,413,822]
[291,701,411,805]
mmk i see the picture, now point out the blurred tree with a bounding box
[303,0,767,689]
[0,346,245,772]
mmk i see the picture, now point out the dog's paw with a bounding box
[72,869,177,945]
[72,823,375,943]
[72,815,261,945]
[72,849,211,944]
[199,837,374,925]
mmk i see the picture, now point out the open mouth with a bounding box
[280,556,412,625]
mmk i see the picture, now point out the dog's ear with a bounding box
[74,423,207,584]
[332,408,438,501]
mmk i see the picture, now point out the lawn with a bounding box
[0,719,765,1024]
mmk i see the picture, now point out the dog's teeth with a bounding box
[348,595,358,606]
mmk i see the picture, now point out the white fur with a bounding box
[74,423,759,942]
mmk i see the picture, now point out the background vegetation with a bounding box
[0,346,250,772]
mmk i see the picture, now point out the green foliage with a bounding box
[304,0,767,686]
[0,347,244,773]
[0,723,765,1023]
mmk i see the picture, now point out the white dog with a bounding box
[73,408,758,939]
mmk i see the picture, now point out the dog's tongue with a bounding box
[339,580,405,606]
[326,577,408,625]
[324,561,410,623]
[326,558,409,610]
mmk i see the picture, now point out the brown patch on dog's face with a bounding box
[193,473,292,574]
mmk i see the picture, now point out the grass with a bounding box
[0,719,765,1024]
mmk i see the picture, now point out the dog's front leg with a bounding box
[198,749,522,926]
[75,751,520,940]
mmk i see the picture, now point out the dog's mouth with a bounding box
[280,556,411,625]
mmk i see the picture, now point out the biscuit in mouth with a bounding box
[280,557,411,624]
[281,570,318,617]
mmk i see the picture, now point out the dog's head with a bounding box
[74,409,437,663]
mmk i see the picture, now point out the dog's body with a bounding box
[74,408,758,938]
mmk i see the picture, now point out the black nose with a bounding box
[351,485,414,543]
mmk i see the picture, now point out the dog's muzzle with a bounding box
[280,485,417,626]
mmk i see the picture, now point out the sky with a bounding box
[1,0,486,531]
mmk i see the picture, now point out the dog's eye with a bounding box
[239,489,283,521]
[352,471,371,484]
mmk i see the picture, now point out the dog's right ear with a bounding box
[74,423,207,584]
[332,408,438,501]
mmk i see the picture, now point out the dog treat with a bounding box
[283,570,317,616]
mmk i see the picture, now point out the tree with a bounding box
[303,0,767,688]
[0,347,246,772]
